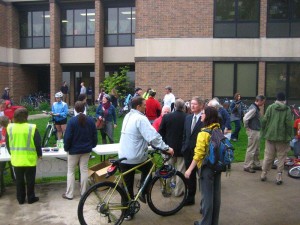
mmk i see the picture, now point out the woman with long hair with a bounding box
[229,92,243,141]
[95,94,117,144]
[62,101,98,200]
[185,106,221,225]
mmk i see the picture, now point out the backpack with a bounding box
[203,128,234,174]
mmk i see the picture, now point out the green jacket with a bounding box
[261,101,293,142]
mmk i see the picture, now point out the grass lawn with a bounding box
[3,115,292,186]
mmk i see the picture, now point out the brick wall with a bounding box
[136,0,213,38]
[135,62,213,101]
[260,0,267,37]
[7,3,19,49]
[0,2,7,47]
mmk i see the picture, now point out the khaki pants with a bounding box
[262,140,289,174]
[169,156,186,196]
[244,129,261,169]
[65,153,90,198]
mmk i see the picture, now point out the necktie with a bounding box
[191,116,197,132]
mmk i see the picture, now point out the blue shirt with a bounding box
[52,101,68,122]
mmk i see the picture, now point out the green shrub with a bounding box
[38,102,51,111]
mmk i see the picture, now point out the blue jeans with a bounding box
[231,119,241,140]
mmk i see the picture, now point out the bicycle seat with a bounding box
[109,157,127,166]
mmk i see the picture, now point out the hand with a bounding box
[166,147,174,156]
[185,170,191,179]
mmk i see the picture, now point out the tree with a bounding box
[101,66,132,100]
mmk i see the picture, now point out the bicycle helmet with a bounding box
[156,165,176,178]
[55,92,63,98]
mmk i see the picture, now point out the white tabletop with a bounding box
[0,147,67,162]
[92,143,154,156]
[92,143,120,156]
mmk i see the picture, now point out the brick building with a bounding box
[0,0,300,105]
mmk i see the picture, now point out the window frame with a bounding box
[60,6,95,48]
[213,0,260,38]
[267,0,300,37]
[19,10,50,49]
[213,62,259,99]
[104,6,136,47]
[265,62,300,100]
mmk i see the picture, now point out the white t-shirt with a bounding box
[163,93,175,108]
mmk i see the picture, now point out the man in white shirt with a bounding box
[118,96,174,220]
[163,86,175,111]
[80,82,86,95]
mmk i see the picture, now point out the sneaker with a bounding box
[252,166,262,171]
[261,171,267,181]
[124,213,134,221]
[62,193,73,200]
[231,138,237,142]
[28,197,39,204]
[276,172,283,185]
[244,167,256,173]
[89,155,96,159]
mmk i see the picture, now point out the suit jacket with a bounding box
[159,110,187,157]
[181,114,204,162]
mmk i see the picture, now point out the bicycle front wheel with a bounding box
[78,181,127,225]
[42,125,52,147]
[288,166,300,179]
[147,171,187,216]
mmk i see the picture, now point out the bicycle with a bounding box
[42,111,57,147]
[77,147,187,225]
[290,104,300,120]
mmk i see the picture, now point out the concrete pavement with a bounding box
[0,162,299,225]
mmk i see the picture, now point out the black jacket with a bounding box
[159,110,186,157]
[181,114,204,162]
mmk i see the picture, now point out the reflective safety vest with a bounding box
[7,123,37,167]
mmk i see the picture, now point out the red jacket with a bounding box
[145,97,161,121]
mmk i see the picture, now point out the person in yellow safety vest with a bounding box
[142,87,151,100]
[6,108,42,205]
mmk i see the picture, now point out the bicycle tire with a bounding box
[42,125,53,147]
[78,181,127,225]
[147,171,187,216]
[288,166,300,179]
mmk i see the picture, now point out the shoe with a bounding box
[18,200,25,205]
[252,166,262,171]
[184,197,195,206]
[28,197,39,204]
[62,194,73,200]
[244,167,256,173]
[276,173,283,185]
[138,194,146,203]
[261,171,267,181]
[124,212,134,221]
[231,138,237,142]
[89,155,95,159]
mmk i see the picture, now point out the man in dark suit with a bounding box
[181,96,205,205]
[159,98,187,196]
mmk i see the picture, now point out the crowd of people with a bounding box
[0,83,297,225]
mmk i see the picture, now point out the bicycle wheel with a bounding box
[147,171,187,216]
[78,181,127,225]
[288,166,300,179]
[42,125,56,147]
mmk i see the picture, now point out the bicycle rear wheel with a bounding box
[147,171,187,216]
[288,166,300,179]
[78,181,127,225]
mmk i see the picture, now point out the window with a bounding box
[61,8,95,47]
[105,7,135,46]
[267,0,300,37]
[214,0,260,38]
[266,63,300,99]
[20,10,50,49]
[214,62,258,98]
